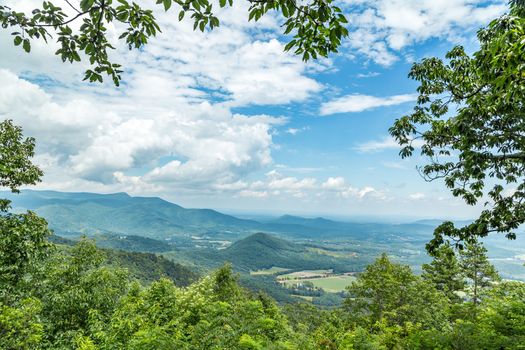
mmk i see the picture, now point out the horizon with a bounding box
[7,188,476,223]
[0,0,508,218]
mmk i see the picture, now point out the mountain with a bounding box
[4,190,436,243]
[212,232,354,272]
[4,190,260,239]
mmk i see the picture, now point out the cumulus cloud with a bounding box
[342,0,507,65]
[320,93,417,115]
[230,171,387,201]
[321,177,346,190]
[0,0,323,196]
[0,69,283,192]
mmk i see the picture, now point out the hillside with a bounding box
[213,232,355,272]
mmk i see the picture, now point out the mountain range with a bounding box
[3,190,437,242]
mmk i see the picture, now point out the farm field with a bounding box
[306,275,356,293]
[278,270,356,293]
[250,267,291,275]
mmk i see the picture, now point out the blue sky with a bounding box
[0,0,509,219]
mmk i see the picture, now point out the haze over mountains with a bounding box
[4,190,436,241]
[4,190,525,281]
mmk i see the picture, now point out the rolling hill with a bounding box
[195,232,361,272]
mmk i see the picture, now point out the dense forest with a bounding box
[2,232,525,349]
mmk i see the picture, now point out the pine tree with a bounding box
[459,241,499,306]
[422,244,465,302]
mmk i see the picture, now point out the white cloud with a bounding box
[232,171,388,201]
[0,70,283,192]
[356,71,380,78]
[239,190,269,198]
[285,126,310,135]
[409,192,426,200]
[0,0,325,196]
[320,93,417,115]
[341,186,383,199]
[342,0,507,66]
[355,136,424,153]
[321,177,346,190]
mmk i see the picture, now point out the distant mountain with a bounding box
[269,215,343,228]
[4,190,260,239]
[90,234,175,253]
[412,219,474,228]
[3,190,439,243]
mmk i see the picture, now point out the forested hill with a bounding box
[215,232,350,272]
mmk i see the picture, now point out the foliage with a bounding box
[0,212,51,301]
[345,253,449,330]
[0,120,52,303]
[0,120,43,212]
[389,0,525,252]
[0,222,523,349]
[459,241,500,306]
[422,243,465,302]
[0,298,44,350]
[0,0,348,85]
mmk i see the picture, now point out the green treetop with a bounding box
[0,120,43,212]
[345,253,448,330]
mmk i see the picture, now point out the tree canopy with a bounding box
[0,0,349,85]
[390,0,525,252]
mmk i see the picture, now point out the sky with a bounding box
[0,0,510,219]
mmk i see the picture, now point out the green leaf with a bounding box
[13,36,22,46]
[179,10,185,21]
[163,0,172,11]
[22,39,30,53]
[79,0,95,11]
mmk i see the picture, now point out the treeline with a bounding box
[2,231,524,349]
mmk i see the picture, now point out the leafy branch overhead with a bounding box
[389,0,525,252]
[0,0,349,86]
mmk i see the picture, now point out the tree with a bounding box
[345,253,448,330]
[422,244,465,302]
[459,241,499,307]
[389,0,525,252]
[0,120,51,302]
[37,238,129,348]
[0,0,349,86]
[0,120,43,212]
[0,298,44,350]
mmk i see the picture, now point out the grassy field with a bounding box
[305,275,356,293]
[279,273,356,293]
[250,267,291,275]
